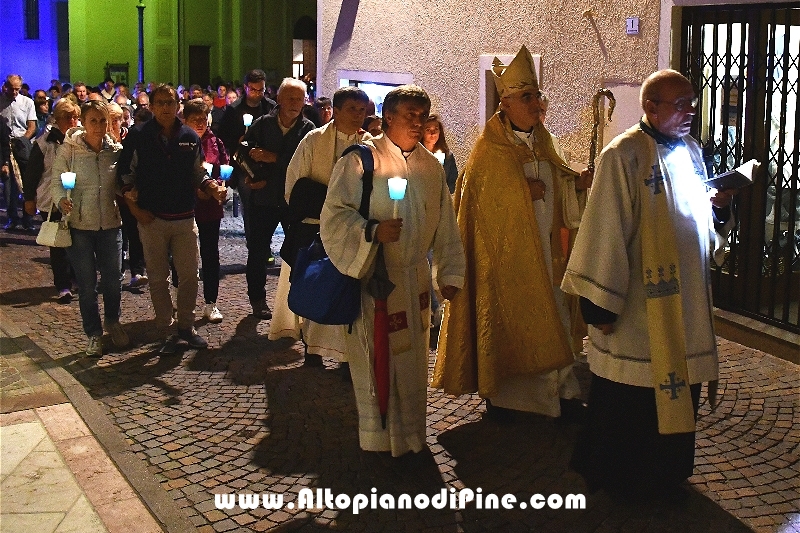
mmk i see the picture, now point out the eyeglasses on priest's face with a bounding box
[651,96,699,112]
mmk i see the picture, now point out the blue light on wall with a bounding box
[0,0,60,91]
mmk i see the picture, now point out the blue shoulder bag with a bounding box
[287,144,374,326]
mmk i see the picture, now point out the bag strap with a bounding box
[342,144,374,219]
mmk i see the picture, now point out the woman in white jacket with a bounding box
[52,100,128,357]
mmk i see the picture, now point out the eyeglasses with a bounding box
[502,90,545,104]
[152,100,176,107]
[246,85,266,95]
[652,96,699,111]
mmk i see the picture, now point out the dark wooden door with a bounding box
[188,46,210,87]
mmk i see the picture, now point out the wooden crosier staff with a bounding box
[588,89,616,173]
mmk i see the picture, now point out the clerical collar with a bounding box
[512,128,536,152]
[639,119,684,150]
[335,128,357,141]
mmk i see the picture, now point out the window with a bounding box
[24,0,40,40]
[337,70,414,116]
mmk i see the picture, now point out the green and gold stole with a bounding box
[639,122,695,435]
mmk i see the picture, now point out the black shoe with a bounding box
[303,353,323,367]
[610,483,691,504]
[159,335,179,355]
[558,398,588,424]
[57,289,73,303]
[660,484,692,504]
[484,398,515,422]
[178,328,208,349]
[3,220,19,231]
[251,299,272,320]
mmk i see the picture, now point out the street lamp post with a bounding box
[137,0,145,83]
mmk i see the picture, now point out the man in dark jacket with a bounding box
[216,70,276,241]
[241,78,314,319]
[118,84,226,354]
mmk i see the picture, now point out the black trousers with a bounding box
[40,211,73,291]
[119,200,145,276]
[245,203,282,304]
[197,219,221,303]
[570,373,702,496]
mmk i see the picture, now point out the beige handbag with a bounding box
[36,206,72,248]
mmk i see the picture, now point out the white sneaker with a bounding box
[85,336,103,357]
[204,303,223,323]
[104,320,130,348]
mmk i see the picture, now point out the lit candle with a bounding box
[219,164,233,181]
[202,162,213,176]
[60,172,76,200]
[387,177,407,219]
[242,113,253,128]
[434,150,445,166]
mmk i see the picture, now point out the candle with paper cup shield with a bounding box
[59,172,77,220]
[387,177,407,219]
[219,164,233,181]
[60,172,76,199]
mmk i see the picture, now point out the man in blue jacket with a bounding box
[118,84,226,354]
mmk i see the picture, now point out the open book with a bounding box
[704,159,760,190]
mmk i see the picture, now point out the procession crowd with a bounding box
[0,49,737,503]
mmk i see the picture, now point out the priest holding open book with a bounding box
[561,69,739,502]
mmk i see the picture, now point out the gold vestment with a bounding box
[432,111,584,397]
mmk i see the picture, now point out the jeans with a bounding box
[5,175,32,226]
[137,217,199,330]
[245,203,282,304]
[197,219,221,303]
[67,228,123,337]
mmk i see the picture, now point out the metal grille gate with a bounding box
[682,3,799,333]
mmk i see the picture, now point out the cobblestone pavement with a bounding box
[0,210,798,533]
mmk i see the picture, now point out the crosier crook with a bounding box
[588,88,616,173]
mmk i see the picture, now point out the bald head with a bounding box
[640,69,698,139]
[640,69,692,109]
[2,74,22,100]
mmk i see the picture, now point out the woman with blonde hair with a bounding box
[107,102,128,142]
[23,99,81,302]
[52,100,128,356]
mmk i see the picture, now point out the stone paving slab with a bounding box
[1,335,68,412]
[0,317,167,533]
[1,215,799,532]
